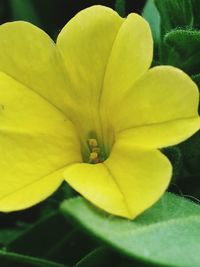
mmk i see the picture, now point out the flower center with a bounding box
[87,138,104,164]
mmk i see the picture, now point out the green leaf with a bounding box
[155,0,199,67]
[115,0,126,17]
[191,0,200,28]
[75,247,115,267]
[75,247,150,267]
[163,29,200,74]
[0,250,66,267]
[165,29,200,54]
[9,0,41,26]
[0,228,24,247]
[6,211,96,265]
[6,212,68,257]
[142,0,160,44]
[61,193,200,267]
[155,0,193,34]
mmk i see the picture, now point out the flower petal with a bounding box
[57,5,122,104]
[99,12,153,151]
[64,163,130,218]
[57,6,123,140]
[63,141,171,219]
[102,13,153,105]
[0,72,81,212]
[114,66,200,148]
[0,21,70,114]
[117,118,200,149]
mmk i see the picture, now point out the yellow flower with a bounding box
[0,6,199,219]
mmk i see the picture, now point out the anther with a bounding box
[89,152,100,164]
[92,147,100,153]
[88,138,101,164]
[88,138,98,148]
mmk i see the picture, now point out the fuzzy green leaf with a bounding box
[164,29,200,74]
[61,193,200,267]
[164,29,200,54]
[155,0,193,34]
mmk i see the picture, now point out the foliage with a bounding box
[61,194,200,267]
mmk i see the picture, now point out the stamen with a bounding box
[92,147,100,153]
[88,138,102,164]
[89,152,99,164]
[88,138,98,148]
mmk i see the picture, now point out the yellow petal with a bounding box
[117,118,200,149]
[57,6,123,141]
[99,13,153,151]
[101,13,153,106]
[114,66,200,148]
[0,21,70,114]
[64,163,130,217]
[64,141,171,219]
[0,72,81,212]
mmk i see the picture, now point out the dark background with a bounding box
[0,0,146,39]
